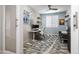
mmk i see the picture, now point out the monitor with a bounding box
[32,25,39,28]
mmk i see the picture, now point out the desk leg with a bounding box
[33,32,35,41]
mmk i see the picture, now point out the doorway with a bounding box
[22,5,71,54]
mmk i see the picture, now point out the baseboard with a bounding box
[2,50,15,54]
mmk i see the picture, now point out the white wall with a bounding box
[32,11,40,24]
[71,5,79,54]
[20,5,39,24]
[28,5,40,24]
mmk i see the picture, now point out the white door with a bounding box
[5,5,16,53]
[0,6,3,53]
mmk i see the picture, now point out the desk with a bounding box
[29,29,40,41]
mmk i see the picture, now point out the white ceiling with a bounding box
[29,5,70,14]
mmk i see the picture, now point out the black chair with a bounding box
[59,31,68,43]
[35,31,45,40]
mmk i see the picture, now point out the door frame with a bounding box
[2,5,5,53]
[71,5,79,54]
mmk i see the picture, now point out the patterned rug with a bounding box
[23,33,69,54]
[48,39,69,54]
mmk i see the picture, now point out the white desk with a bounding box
[29,29,40,41]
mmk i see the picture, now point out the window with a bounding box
[46,15,58,28]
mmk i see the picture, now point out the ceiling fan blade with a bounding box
[48,5,58,10]
[51,8,58,10]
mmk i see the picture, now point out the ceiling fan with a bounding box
[48,5,58,10]
[39,5,58,14]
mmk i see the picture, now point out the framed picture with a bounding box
[23,10,30,24]
[59,19,64,25]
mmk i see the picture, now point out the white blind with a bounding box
[46,15,58,28]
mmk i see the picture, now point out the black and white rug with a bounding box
[23,33,69,54]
